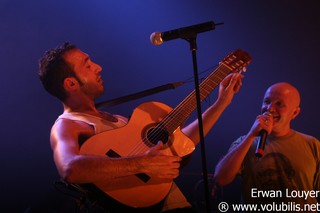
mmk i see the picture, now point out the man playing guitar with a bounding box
[38,42,248,212]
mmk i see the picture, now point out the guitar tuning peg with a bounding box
[238,67,246,74]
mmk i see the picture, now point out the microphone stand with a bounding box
[184,33,211,213]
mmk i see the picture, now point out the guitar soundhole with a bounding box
[146,127,169,146]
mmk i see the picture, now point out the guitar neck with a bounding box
[160,63,232,133]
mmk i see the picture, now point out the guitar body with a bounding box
[79,101,196,208]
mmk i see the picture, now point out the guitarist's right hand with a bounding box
[144,141,182,179]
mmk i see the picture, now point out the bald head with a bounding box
[266,82,301,107]
[262,82,301,136]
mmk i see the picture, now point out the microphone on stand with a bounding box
[255,112,273,158]
[150,21,223,46]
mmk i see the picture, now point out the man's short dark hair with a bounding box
[39,42,77,101]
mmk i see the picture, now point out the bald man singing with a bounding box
[214,82,320,209]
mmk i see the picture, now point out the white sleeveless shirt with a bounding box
[55,112,127,134]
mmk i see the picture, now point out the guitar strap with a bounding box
[95,81,184,109]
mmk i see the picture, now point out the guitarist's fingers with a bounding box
[228,73,243,91]
[154,141,163,150]
[217,73,244,106]
[159,169,180,179]
[144,155,181,178]
[233,74,243,93]
[156,160,181,179]
[220,73,233,88]
[147,141,163,155]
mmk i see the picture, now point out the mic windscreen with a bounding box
[150,32,163,45]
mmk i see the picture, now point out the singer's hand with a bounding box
[217,73,244,107]
[249,114,273,137]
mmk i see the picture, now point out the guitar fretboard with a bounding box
[159,63,232,134]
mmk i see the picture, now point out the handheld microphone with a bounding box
[150,21,223,46]
[255,112,273,158]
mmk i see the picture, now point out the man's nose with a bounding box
[266,103,275,112]
[94,62,102,73]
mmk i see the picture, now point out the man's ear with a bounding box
[291,107,301,120]
[63,77,77,91]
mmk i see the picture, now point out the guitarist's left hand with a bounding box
[217,73,244,107]
[182,73,244,145]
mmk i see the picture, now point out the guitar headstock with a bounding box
[221,49,252,73]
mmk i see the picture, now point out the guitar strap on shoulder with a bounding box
[95,81,184,109]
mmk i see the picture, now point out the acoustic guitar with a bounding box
[79,49,252,208]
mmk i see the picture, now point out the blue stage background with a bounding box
[0,1,319,212]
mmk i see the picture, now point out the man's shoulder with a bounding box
[294,130,319,143]
[52,115,94,135]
